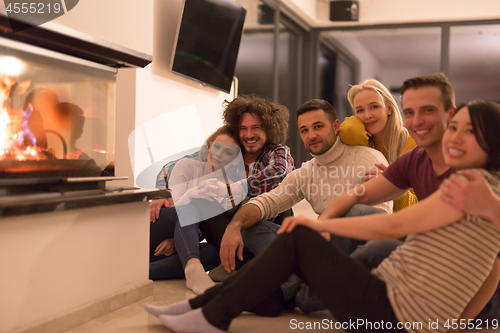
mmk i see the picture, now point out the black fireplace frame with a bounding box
[0,14,155,217]
[0,15,152,68]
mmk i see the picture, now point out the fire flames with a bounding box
[0,108,46,161]
[0,64,47,162]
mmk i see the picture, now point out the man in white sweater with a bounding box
[219,99,392,273]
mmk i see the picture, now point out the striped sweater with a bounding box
[373,169,500,333]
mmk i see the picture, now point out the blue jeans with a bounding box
[350,239,404,269]
[149,205,220,280]
[149,243,220,280]
[241,220,281,255]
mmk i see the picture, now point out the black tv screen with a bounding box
[172,0,246,93]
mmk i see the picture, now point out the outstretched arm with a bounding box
[220,170,304,272]
[220,203,262,272]
[280,189,464,240]
[319,174,406,220]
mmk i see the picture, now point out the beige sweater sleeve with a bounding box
[354,147,393,214]
[248,169,306,221]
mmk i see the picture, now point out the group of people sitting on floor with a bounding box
[145,72,500,333]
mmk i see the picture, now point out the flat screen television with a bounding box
[171,0,246,93]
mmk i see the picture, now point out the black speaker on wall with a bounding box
[258,4,274,25]
[330,1,359,21]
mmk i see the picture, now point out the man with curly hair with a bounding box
[148,95,294,288]
[219,94,293,197]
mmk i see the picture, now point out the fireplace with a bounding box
[0,15,153,216]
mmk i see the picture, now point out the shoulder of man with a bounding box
[263,142,291,156]
[343,144,387,164]
[259,142,294,168]
[391,146,426,166]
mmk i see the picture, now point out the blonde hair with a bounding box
[347,79,409,163]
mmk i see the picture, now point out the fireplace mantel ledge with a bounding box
[0,186,157,218]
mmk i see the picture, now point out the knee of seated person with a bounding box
[343,204,387,217]
[175,204,198,214]
[156,206,178,220]
[290,225,317,238]
[351,239,403,268]
[242,220,280,235]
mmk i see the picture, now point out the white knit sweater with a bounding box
[249,137,393,219]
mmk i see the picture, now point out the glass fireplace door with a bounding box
[0,36,116,178]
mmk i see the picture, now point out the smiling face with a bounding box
[442,107,488,170]
[402,86,453,150]
[239,112,267,156]
[208,134,240,170]
[298,109,339,155]
[353,89,390,139]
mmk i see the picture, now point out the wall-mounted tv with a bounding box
[171,0,247,93]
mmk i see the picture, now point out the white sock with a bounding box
[159,308,225,333]
[185,263,215,295]
[144,300,192,317]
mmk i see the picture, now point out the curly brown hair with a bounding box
[222,94,289,145]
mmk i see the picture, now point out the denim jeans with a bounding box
[241,220,281,255]
[350,239,404,269]
[152,205,202,268]
[149,242,220,280]
[150,206,178,262]
[149,205,220,280]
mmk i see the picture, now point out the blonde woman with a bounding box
[340,79,417,210]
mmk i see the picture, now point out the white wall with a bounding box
[0,202,150,333]
[51,0,154,55]
[355,0,500,24]
[286,0,500,25]
[332,33,381,81]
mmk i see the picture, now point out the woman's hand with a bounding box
[197,178,228,198]
[154,238,176,256]
[185,186,205,200]
[363,163,387,182]
[278,215,324,235]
